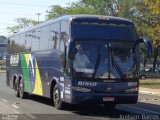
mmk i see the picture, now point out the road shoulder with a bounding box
[139,87,160,95]
[0,100,19,114]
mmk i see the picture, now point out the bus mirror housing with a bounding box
[137,38,152,58]
[68,42,75,59]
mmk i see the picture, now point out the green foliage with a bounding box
[7,17,38,33]
[46,0,121,19]
[46,2,96,19]
[145,0,160,15]
[81,0,118,15]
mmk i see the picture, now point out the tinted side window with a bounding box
[39,26,50,50]
[25,31,32,51]
[8,34,26,54]
[49,22,60,49]
[60,20,70,52]
[31,30,40,51]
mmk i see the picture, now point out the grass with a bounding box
[140,79,160,89]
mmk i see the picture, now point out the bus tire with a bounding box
[14,81,19,97]
[19,79,27,99]
[53,84,64,110]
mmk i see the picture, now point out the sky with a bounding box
[0,0,77,36]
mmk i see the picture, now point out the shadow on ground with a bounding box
[26,94,124,118]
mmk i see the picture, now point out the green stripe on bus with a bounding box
[20,54,32,93]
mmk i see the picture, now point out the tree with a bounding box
[46,2,96,19]
[145,0,160,15]
[46,0,121,19]
[7,17,38,33]
[81,0,119,16]
[144,0,160,68]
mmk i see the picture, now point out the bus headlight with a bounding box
[125,87,138,93]
[72,87,91,92]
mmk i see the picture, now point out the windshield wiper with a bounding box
[92,45,101,78]
[110,51,126,80]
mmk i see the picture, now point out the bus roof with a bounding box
[10,15,133,37]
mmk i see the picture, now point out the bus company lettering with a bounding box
[78,81,97,87]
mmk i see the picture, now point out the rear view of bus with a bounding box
[65,16,151,108]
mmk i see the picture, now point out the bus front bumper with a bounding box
[66,93,138,104]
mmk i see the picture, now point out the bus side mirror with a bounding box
[68,41,75,59]
[137,38,152,58]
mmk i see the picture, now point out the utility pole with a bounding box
[36,13,42,22]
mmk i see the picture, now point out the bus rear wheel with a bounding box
[14,81,20,97]
[53,84,64,110]
[19,79,27,99]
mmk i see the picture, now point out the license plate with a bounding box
[103,97,115,102]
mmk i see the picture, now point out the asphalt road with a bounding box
[0,72,160,120]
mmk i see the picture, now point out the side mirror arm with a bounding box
[137,38,152,58]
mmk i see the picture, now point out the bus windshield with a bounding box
[73,41,138,79]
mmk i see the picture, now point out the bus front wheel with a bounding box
[53,84,64,110]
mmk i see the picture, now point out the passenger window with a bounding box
[60,20,69,52]
[49,22,60,49]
